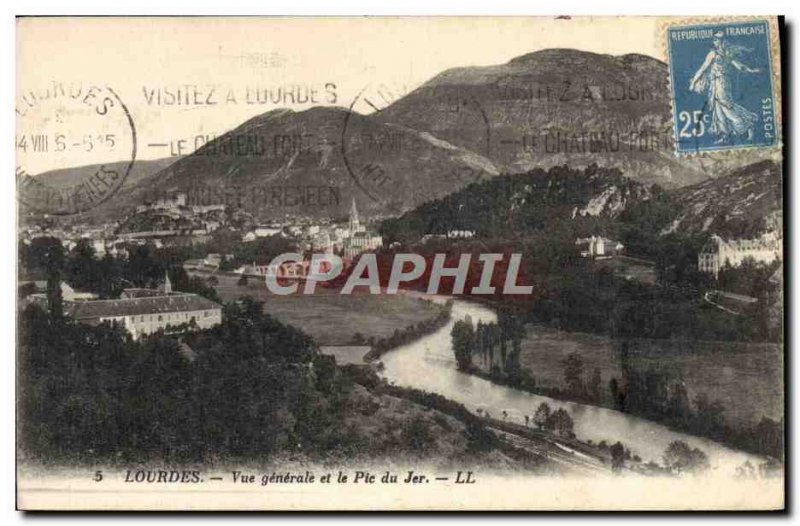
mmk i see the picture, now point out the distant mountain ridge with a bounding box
[25,157,178,192]
[76,105,502,221]
[27,48,777,222]
[378,48,771,189]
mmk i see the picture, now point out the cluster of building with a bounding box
[273,198,383,258]
[19,222,131,259]
[227,199,384,278]
[19,192,227,256]
[697,231,782,277]
[183,253,233,273]
[420,230,476,243]
[122,192,225,240]
[571,229,782,279]
[339,199,384,259]
[575,235,625,259]
[573,229,782,279]
[23,189,389,274]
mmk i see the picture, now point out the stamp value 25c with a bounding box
[667,19,778,154]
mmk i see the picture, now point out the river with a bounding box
[378,295,762,475]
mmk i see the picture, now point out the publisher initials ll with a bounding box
[455,471,475,484]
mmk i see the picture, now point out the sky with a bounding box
[16,16,665,172]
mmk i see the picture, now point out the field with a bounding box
[514,325,783,427]
[594,255,657,285]
[212,274,445,345]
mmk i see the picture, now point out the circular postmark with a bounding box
[340,82,494,206]
[16,82,137,215]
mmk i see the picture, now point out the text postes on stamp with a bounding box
[666,20,778,154]
[16,83,137,215]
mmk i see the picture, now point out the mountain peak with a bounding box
[506,48,610,65]
[506,48,666,70]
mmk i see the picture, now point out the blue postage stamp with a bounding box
[667,20,777,154]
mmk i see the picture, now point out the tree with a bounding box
[67,239,98,291]
[475,321,488,366]
[610,441,625,472]
[451,317,475,371]
[609,377,626,411]
[666,381,691,422]
[18,281,36,299]
[588,367,602,402]
[41,240,66,321]
[21,236,64,273]
[561,352,584,395]
[662,440,710,474]
[46,271,63,320]
[548,408,574,437]
[504,344,522,382]
[497,310,525,372]
[754,417,783,460]
[171,267,221,302]
[533,402,551,430]
[692,393,726,437]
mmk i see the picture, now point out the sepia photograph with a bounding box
[12,13,786,511]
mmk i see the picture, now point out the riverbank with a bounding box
[205,274,775,473]
[465,321,782,463]
[378,297,771,475]
[410,288,781,461]
[343,365,658,477]
[510,325,782,426]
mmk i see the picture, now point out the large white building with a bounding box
[135,193,187,214]
[575,235,624,259]
[698,233,782,276]
[37,274,223,340]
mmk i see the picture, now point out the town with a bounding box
[19,182,783,341]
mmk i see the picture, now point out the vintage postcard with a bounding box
[15,16,784,511]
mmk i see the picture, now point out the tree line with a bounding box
[20,236,220,303]
[451,311,526,384]
[450,312,782,462]
[607,341,783,461]
[19,296,334,463]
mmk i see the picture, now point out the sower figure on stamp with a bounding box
[689,31,761,144]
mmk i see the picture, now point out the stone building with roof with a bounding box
[698,233,782,277]
[575,235,624,259]
[66,292,221,340]
[31,273,222,340]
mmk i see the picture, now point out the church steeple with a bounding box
[164,271,172,294]
[349,198,361,233]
